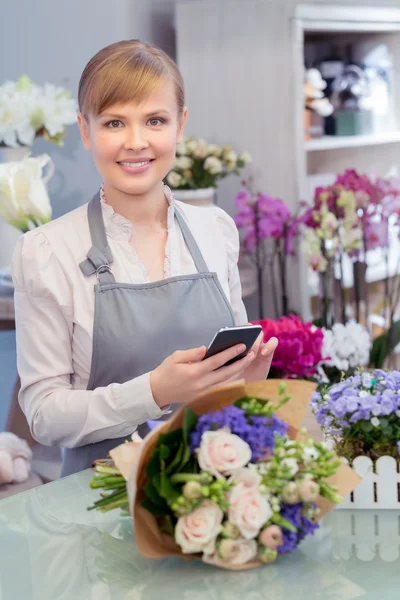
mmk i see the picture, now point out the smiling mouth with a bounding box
[118,159,155,168]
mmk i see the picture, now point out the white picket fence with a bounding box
[337,456,400,509]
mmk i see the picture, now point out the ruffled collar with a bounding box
[99,183,176,242]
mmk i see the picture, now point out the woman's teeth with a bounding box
[119,160,151,167]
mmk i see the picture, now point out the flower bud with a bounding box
[218,539,236,560]
[259,546,278,564]
[298,480,320,503]
[183,481,203,500]
[259,525,283,549]
[221,522,240,539]
[282,482,300,504]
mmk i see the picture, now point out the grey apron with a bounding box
[61,191,235,476]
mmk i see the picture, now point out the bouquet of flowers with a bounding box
[0,75,77,148]
[88,380,359,570]
[166,136,251,190]
[251,316,326,379]
[311,369,400,462]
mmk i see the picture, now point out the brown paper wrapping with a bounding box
[112,380,361,570]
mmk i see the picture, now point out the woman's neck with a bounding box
[102,181,168,228]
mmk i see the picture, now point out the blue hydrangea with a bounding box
[189,405,288,462]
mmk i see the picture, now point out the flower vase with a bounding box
[172,187,216,207]
[0,146,31,270]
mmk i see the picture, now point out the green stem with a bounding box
[89,476,126,488]
[170,473,210,484]
[98,498,129,513]
[88,489,127,511]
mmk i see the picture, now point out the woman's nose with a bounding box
[123,126,149,150]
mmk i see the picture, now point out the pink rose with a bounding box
[228,483,273,539]
[204,539,258,566]
[175,501,223,555]
[228,467,262,489]
[198,430,252,478]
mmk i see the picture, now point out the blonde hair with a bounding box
[78,40,185,118]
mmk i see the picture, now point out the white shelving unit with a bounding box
[175,1,400,319]
[294,4,400,317]
[306,131,400,152]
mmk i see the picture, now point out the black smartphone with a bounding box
[203,325,263,366]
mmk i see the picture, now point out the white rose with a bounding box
[223,149,237,162]
[176,141,187,155]
[228,467,262,489]
[203,538,258,566]
[174,156,193,170]
[239,151,252,164]
[166,170,183,188]
[207,144,222,157]
[175,500,223,555]
[228,483,273,539]
[185,138,198,153]
[198,430,252,478]
[203,156,223,175]
[193,138,208,158]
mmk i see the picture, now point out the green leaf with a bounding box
[142,498,169,517]
[380,418,389,428]
[160,472,181,504]
[270,514,297,533]
[143,482,169,509]
[165,441,185,474]
[159,444,171,461]
[146,447,162,480]
[361,421,373,433]
[369,334,390,369]
[183,408,198,444]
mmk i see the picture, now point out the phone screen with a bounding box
[203,325,262,366]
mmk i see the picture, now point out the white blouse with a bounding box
[12,186,247,449]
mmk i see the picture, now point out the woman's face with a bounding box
[78,78,187,197]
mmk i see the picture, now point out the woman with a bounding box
[12,40,278,476]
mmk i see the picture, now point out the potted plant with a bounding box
[166,136,251,206]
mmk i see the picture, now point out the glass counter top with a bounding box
[0,469,399,599]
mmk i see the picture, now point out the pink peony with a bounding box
[251,315,325,378]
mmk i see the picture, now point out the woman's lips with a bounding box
[117,159,155,174]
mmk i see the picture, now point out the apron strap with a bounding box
[79,192,116,285]
[174,208,209,273]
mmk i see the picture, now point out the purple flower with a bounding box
[189,405,288,462]
[277,503,319,555]
[344,397,359,413]
[359,393,377,410]
[349,410,364,424]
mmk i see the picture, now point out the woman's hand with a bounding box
[150,343,255,408]
[240,328,278,383]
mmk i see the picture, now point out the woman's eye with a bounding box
[106,120,123,128]
[148,118,165,126]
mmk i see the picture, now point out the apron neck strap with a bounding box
[79,192,116,285]
[174,208,209,273]
[79,191,210,283]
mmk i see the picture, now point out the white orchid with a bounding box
[0,153,53,231]
[0,75,77,148]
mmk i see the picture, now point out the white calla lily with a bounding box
[0,154,53,231]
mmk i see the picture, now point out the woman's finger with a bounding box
[204,352,255,387]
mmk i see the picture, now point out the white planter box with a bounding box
[336,456,400,510]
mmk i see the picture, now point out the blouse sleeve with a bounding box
[12,231,168,449]
[213,207,248,325]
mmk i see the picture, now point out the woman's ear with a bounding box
[77,113,92,151]
[176,107,188,143]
